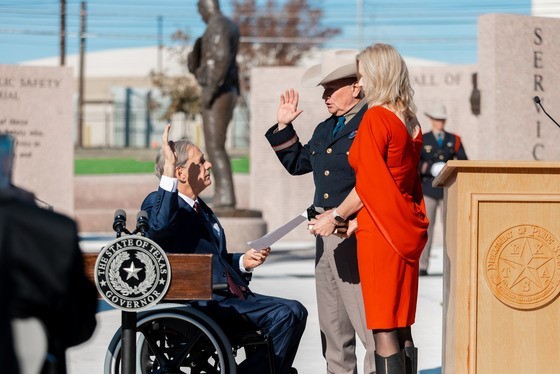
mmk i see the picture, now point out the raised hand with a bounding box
[277,89,304,129]
[162,124,177,178]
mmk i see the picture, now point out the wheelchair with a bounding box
[102,302,275,374]
[84,227,276,374]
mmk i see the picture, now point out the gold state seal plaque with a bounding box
[485,224,560,310]
[94,236,171,312]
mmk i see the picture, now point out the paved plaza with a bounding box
[69,237,444,374]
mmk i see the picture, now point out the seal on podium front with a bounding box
[94,236,171,312]
[485,224,560,310]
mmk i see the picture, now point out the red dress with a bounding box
[349,106,429,329]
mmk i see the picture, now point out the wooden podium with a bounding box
[433,161,560,373]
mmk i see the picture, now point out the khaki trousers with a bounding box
[419,195,442,272]
[315,234,376,374]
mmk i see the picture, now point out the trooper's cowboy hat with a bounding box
[424,103,447,120]
[301,49,359,87]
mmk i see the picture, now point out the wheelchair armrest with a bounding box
[212,283,228,291]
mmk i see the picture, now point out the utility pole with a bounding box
[60,0,66,65]
[357,0,363,50]
[77,0,86,147]
[158,16,163,73]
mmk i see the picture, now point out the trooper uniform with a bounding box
[266,106,365,209]
[266,98,377,374]
[419,129,467,273]
[419,131,467,199]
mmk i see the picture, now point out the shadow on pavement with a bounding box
[420,367,442,374]
[266,248,315,263]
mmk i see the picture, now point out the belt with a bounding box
[313,206,335,213]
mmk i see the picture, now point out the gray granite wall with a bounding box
[478,14,560,160]
[0,65,74,214]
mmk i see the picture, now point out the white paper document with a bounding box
[247,211,308,250]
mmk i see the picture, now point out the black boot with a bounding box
[375,351,405,374]
[403,347,418,374]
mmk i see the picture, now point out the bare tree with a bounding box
[233,0,341,92]
[150,31,200,120]
[151,0,339,119]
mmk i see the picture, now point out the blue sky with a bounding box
[0,0,532,65]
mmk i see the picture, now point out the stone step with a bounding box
[74,174,158,209]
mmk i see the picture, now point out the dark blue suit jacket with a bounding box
[141,188,251,296]
[1,194,97,373]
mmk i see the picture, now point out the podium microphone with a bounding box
[113,209,127,236]
[136,210,150,236]
[534,96,560,129]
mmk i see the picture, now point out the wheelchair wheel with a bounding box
[104,306,236,374]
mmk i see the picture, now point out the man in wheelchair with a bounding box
[141,124,307,374]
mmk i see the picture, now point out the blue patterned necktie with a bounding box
[436,133,444,148]
[332,115,346,138]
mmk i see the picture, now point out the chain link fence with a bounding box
[80,87,249,154]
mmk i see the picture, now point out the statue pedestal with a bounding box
[214,208,267,253]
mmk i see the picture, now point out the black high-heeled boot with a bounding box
[403,347,418,374]
[374,351,405,374]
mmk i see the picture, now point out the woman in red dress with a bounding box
[311,43,429,373]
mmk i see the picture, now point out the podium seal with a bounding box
[485,224,560,310]
[94,236,171,312]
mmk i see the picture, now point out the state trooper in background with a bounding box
[419,103,468,275]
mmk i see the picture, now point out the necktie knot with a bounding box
[332,115,346,138]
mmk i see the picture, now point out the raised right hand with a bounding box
[277,89,304,129]
[162,124,177,178]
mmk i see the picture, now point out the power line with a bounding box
[0,0,547,64]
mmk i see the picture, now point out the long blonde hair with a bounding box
[357,43,417,134]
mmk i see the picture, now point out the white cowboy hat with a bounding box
[301,49,359,87]
[424,103,447,120]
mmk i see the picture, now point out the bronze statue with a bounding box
[188,0,240,209]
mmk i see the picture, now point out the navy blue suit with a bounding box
[2,193,97,373]
[141,188,307,374]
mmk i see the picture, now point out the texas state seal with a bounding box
[94,236,171,312]
[485,224,560,310]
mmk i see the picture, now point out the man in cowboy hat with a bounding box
[265,49,376,374]
[418,103,468,276]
